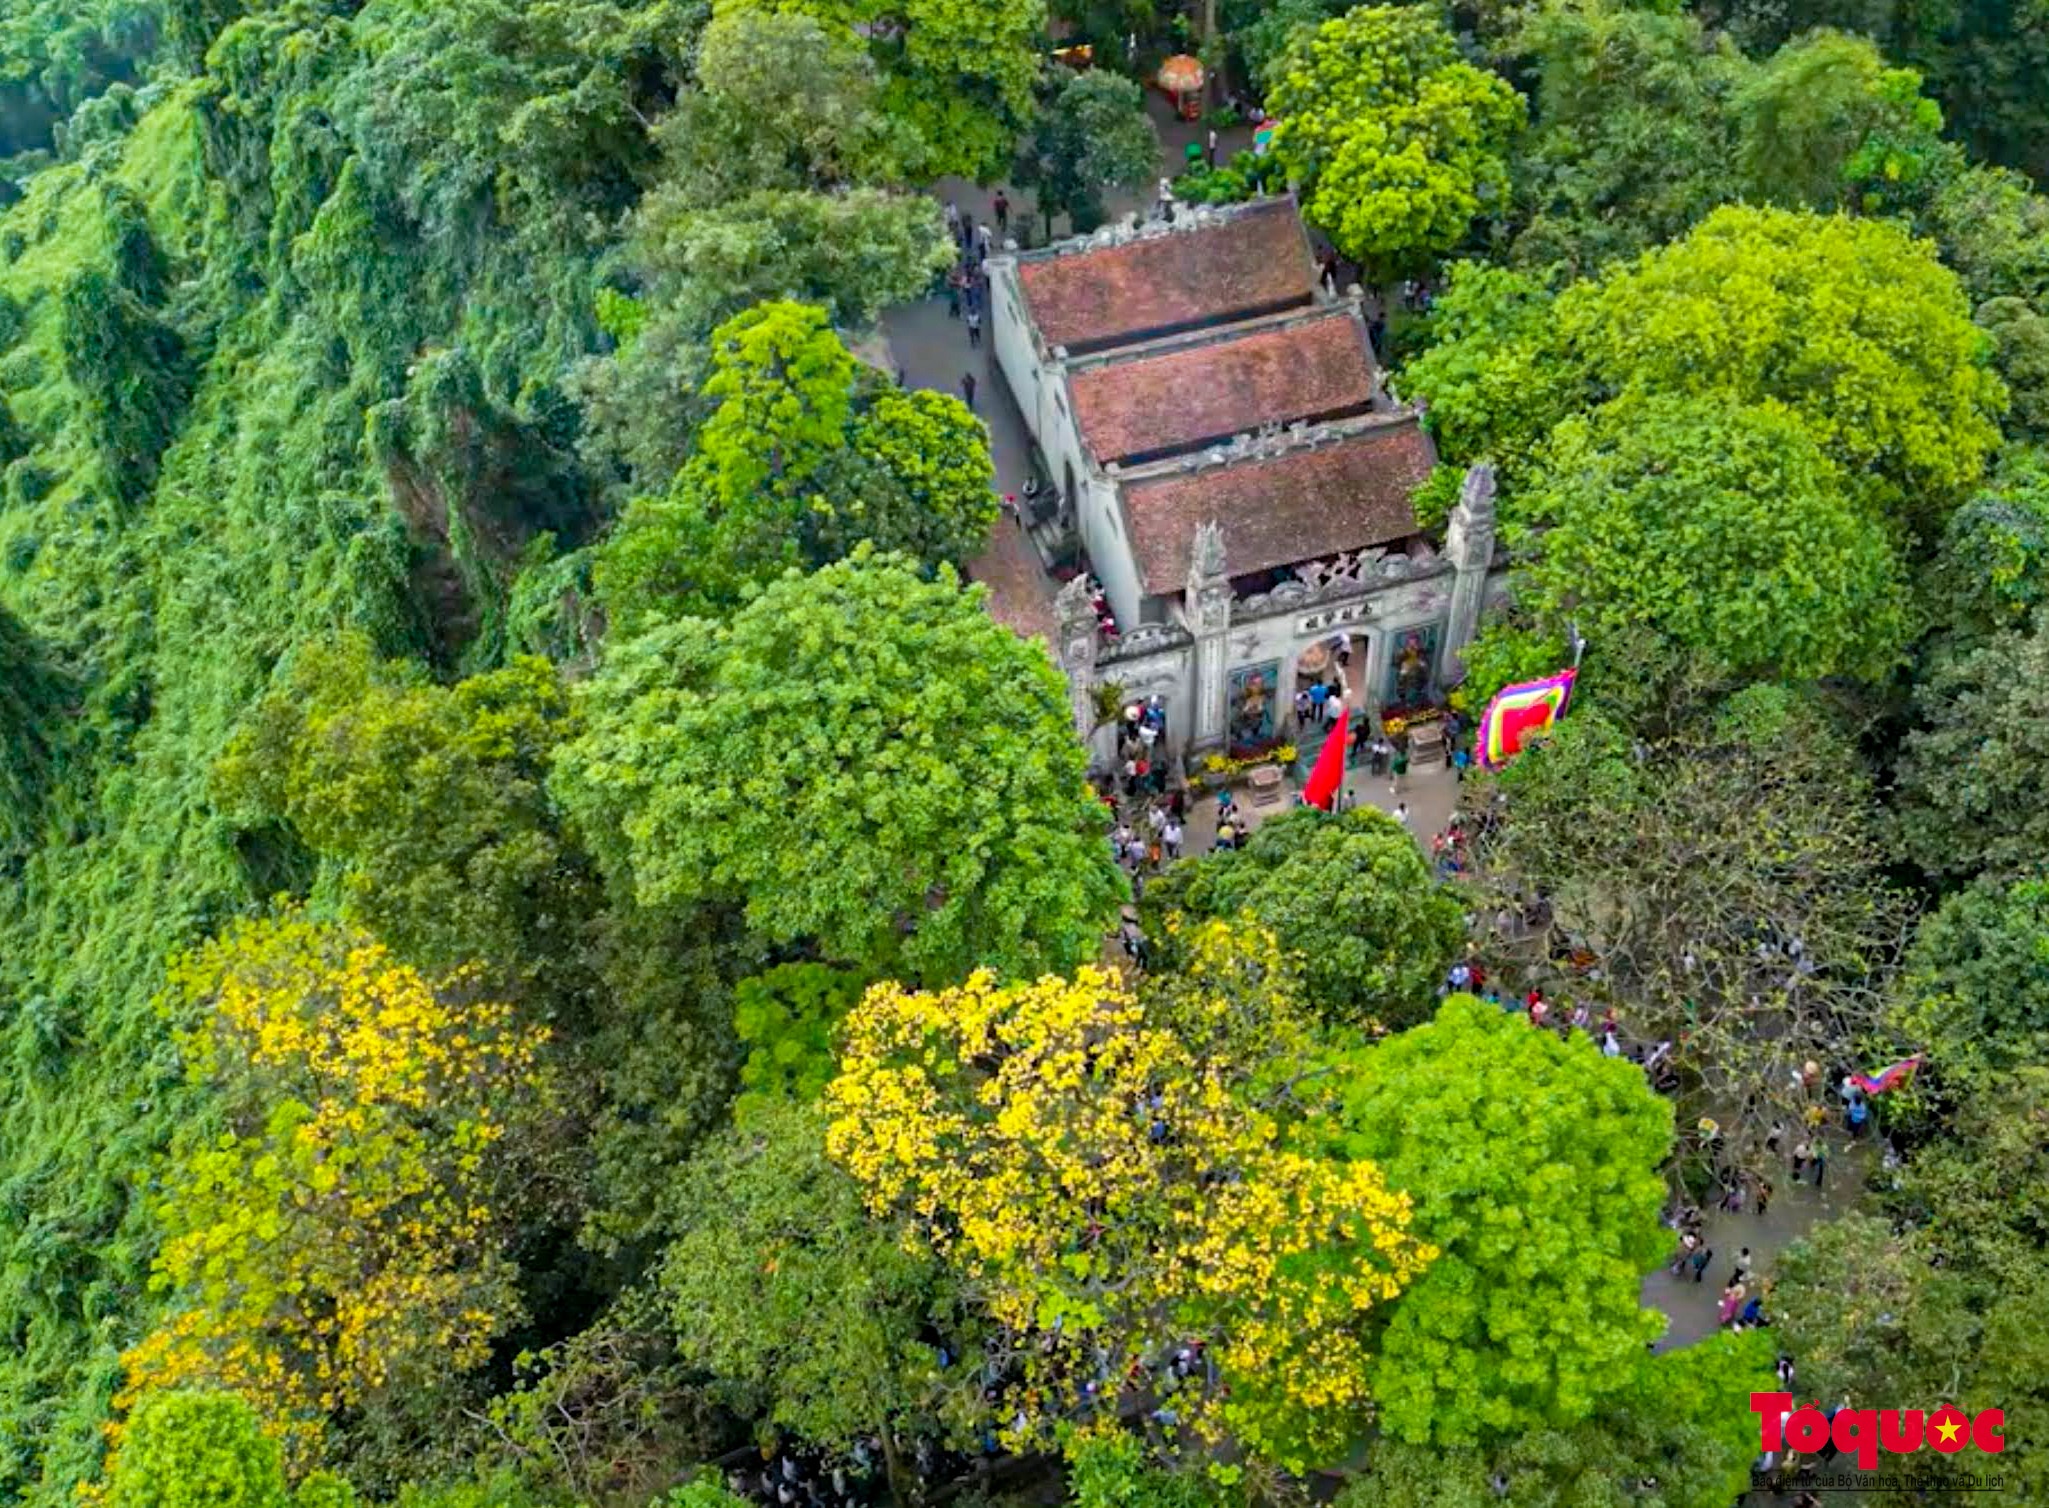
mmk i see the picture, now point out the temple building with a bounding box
[982,196,1506,759]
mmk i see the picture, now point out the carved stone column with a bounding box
[1441,463,1497,682]
[1054,574,1100,743]
[1185,521,1233,750]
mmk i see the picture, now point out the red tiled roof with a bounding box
[1122,420,1435,595]
[1015,200,1316,353]
[966,514,1059,646]
[1068,313,1377,464]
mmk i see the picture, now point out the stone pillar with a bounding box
[1185,521,1233,750]
[1440,463,1497,682]
[1054,573,1100,743]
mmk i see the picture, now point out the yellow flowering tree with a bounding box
[119,912,553,1469]
[823,961,1435,1471]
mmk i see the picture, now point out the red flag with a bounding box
[1301,707,1349,811]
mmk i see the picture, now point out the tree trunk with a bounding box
[880,1422,915,1508]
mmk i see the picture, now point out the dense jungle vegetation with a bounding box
[1,1,2048,1506]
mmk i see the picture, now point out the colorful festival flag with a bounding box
[1476,669,1578,771]
[1301,706,1350,812]
[1851,1056,1923,1096]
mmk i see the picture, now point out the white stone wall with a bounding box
[988,260,1040,436]
[987,255,1149,632]
[1081,474,1145,627]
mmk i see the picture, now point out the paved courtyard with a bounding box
[1174,741,1462,856]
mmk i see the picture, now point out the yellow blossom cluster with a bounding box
[116,910,549,1471]
[823,965,1433,1467]
[1143,917,1317,1072]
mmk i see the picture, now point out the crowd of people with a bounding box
[1283,679,1474,792]
[941,198,1000,412]
[722,1443,887,1508]
[1667,1202,1773,1333]
[1101,683,1460,959]
[1108,695,1173,807]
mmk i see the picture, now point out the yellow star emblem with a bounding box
[1936,1419,1962,1444]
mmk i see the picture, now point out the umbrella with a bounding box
[1157,54,1205,93]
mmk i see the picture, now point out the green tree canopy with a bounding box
[213,640,747,1262]
[336,0,705,253]
[60,262,190,506]
[594,301,995,628]
[1333,1334,1770,1508]
[1562,205,2002,529]
[1697,0,2049,185]
[1014,69,1159,237]
[1897,611,2049,883]
[1733,29,1950,214]
[0,0,157,157]
[555,550,1125,985]
[1516,394,1907,685]
[1927,164,2049,306]
[1504,0,1747,277]
[658,9,918,205]
[1888,872,2049,1082]
[621,8,950,334]
[1391,260,1572,476]
[1233,0,1343,91]
[0,602,66,857]
[1063,1431,1227,1508]
[655,1100,958,1457]
[1977,296,2049,442]
[103,1391,288,1508]
[213,634,587,988]
[716,0,1047,181]
[732,961,868,1120]
[1922,449,2049,642]
[1406,205,2006,530]
[1321,995,1673,1446]
[1141,806,1463,1029]
[656,1483,754,1508]
[1267,5,1525,275]
[629,188,950,334]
